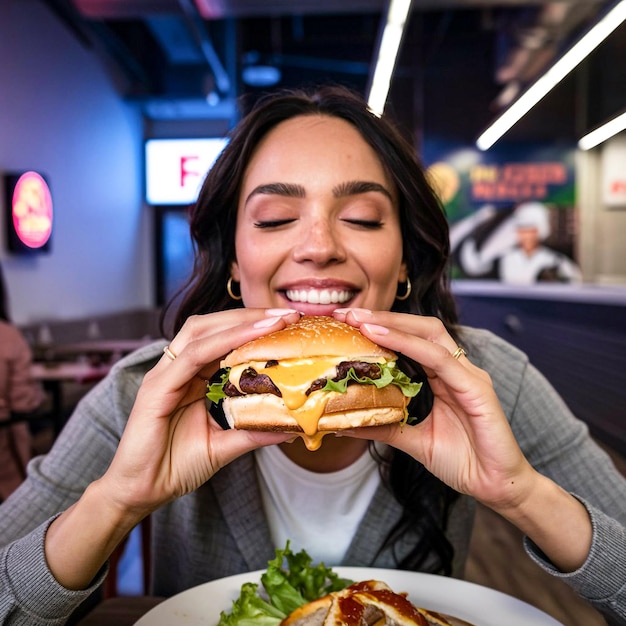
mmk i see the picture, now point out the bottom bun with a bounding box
[281,595,332,626]
[222,384,407,450]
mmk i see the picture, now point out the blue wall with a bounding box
[0,0,151,325]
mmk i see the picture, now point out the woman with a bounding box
[0,263,45,501]
[0,86,624,625]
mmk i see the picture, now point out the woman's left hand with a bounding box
[333,309,594,574]
[332,309,536,511]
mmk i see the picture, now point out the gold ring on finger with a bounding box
[452,346,467,360]
[163,345,177,361]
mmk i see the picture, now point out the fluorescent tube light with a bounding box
[578,110,626,150]
[367,0,413,116]
[476,0,626,151]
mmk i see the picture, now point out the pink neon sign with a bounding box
[12,171,53,248]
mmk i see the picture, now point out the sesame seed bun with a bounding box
[223,315,395,367]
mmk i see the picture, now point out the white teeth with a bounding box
[286,288,353,304]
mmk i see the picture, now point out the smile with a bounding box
[285,288,355,305]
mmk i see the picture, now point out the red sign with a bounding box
[11,171,53,248]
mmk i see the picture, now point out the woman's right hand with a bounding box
[44,308,300,591]
[100,308,301,519]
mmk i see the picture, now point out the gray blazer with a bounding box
[1,327,625,624]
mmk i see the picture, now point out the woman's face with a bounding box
[232,114,406,316]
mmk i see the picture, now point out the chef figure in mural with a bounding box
[499,202,582,284]
[450,201,582,285]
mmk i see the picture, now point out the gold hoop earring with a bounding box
[395,277,412,301]
[226,277,242,301]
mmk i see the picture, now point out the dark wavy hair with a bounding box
[162,85,460,575]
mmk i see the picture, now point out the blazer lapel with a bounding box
[211,452,276,571]
[342,481,403,566]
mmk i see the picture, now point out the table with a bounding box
[77,597,164,625]
[31,362,112,435]
[31,362,112,383]
[45,339,151,361]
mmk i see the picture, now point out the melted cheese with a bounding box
[290,390,331,436]
[229,356,384,449]
[300,432,326,451]
[229,358,341,410]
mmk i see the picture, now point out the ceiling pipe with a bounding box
[177,0,231,95]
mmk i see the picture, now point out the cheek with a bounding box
[234,231,283,287]
[357,245,404,304]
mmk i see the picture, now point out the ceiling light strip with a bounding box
[476,0,626,151]
[578,110,626,150]
[367,0,413,117]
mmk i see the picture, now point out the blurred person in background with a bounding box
[0,261,45,501]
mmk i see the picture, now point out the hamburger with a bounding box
[207,315,422,450]
[282,579,473,626]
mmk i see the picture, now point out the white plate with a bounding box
[135,566,563,626]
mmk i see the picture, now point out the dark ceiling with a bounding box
[41,0,624,146]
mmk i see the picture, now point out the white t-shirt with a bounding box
[254,445,381,565]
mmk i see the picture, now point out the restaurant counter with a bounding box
[452,281,626,455]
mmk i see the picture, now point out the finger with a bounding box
[338,422,430,463]
[167,308,300,359]
[152,311,301,394]
[357,321,469,382]
[334,309,461,357]
[211,428,294,469]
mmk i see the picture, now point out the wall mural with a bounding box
[423,142,581,285]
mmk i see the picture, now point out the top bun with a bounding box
[223,315,396,367]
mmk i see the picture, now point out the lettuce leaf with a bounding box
[261,543,351,612]
[217,542,352,626]
[206,362,422,404]
[217,582,284,626]
[322,361,422,398]
[207,370,230,403]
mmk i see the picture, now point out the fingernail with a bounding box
[362,323,389,335]
[336,429,355,437]
[254,316,283,328]
[334,308,372,321]
[265,308,296,317]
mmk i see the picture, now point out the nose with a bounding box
[292,217,346,265]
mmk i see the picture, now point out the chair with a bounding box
[0,412,47,501]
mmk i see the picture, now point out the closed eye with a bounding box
[254,219,296,229]
[342,218,384,229]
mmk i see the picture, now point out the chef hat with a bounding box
[513,202,551,240]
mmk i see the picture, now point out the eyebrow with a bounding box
[245,180,393,204]
[332,180,393,201]
[245,183,305,205]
